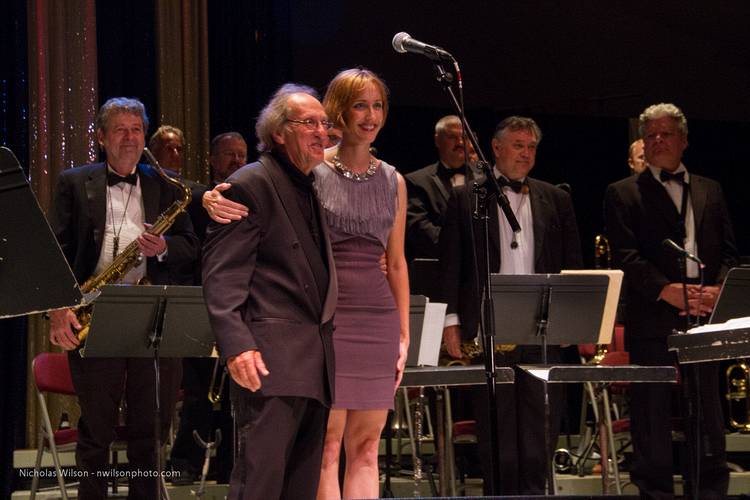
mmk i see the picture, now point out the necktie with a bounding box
[447,166,467,178]
[498,177,527,194]
[659,170,685,184]
[108,171,138,187]
[659,170,689,240]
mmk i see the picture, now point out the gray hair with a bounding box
[96,97,149,132]
[255,83,319,153]
[148,125,184,151]
[638,103,688,137]
[493,116,542,143]
[434,115,462,135]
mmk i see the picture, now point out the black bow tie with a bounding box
[498,177,527,194]
[444,165,466,178]
[659,170,685,184]
[107,171,138,187]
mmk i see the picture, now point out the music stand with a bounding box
[80,284,214,499]
[0,147,83,318]
[491,273,677,495]
[710,267,750,324]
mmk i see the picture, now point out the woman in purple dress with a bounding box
[314,68,409,499]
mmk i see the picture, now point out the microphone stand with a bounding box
[676,253,700,500]
[431,59,521,495]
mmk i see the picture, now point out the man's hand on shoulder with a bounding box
[227,350,269,392]
[203,183,249,224]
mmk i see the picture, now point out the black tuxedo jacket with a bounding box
[439,177,583,341]
[604,170,738,340]
[49,162,199,286]
[406,161,484,260]
[201,154,337,406]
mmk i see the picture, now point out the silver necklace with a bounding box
[332,154,378,181]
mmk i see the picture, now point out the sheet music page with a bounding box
[688,316,750,334]
[418,302,447,366]
[561,269,623,344]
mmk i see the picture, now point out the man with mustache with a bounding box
[405,115,483,262]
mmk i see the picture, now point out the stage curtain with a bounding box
[155,0,210,183]
[25,0,99,447]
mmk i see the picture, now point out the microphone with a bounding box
[392,32,453,62]
[662,239,704,266]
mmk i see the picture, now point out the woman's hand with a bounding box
[394,337,409,392]
[203,183,249,223]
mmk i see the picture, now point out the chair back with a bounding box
[32,352,76,395]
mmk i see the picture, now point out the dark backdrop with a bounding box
[2,2,750,495]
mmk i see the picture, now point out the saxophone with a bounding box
[75,147,192,342]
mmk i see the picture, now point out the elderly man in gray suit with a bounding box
[202,84,337,500]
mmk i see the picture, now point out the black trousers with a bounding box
[628,337,729,500]
[229,393,328,500]
[67,353,182,500]
[474,345,563,495]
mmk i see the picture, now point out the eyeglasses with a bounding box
[286,118,334,131]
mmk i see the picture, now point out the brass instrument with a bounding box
[75,147,192,342]
[207,357,227,405]
[594,234,612,270]
[725,360,750,431]
[439,338,515,366]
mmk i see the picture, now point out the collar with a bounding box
[648,163,690,185]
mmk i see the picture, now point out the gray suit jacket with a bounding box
[202,154,337,405]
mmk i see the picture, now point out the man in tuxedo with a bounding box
[201,84,337,500]
[149,124,185,174]
[406,115,483,261]
[439,116,582,494]
[169,131,247,484]
[605,103,738,499]
[47,97,199,499]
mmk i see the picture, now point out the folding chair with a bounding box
[30,352,77,500]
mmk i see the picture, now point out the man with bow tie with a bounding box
[47,97,198,499]
[438,116,583,494]
[605,103,738,499]
[405,115,483,262]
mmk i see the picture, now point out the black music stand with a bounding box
[80,284,214,499]
[0,146,84,318]
[491,273,677,495]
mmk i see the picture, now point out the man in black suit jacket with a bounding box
[439,116,582,494]
[405,115,483,262]
[48,97,199,499]
[605,103,738,500]
[201,85,337,500]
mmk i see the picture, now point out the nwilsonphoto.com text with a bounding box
[19,468,181,479]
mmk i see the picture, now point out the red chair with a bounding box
[30,352,77,500]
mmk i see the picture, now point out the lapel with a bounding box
[428,162,451,205]
[85,163,107,256]
[318,199,338,324]
[637,171,682,230]
[137,163,161,223]
[261,155,327,314]
[688,174,707,233]
[528,178,550,269]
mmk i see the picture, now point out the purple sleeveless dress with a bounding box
[314,161,400,410]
